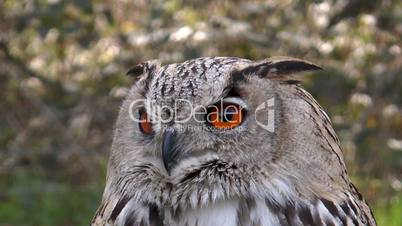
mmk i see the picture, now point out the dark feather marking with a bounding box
[336,205,349,226]
[350,183,364,201]
[178,160,221,183]
[295,88,320,115]
[129,62,159,97]
[321,199,339,218]
[340,203,351,215]
[221,84,234,97]
[352,218,359,226]
[266,60,322,75]
[209,60,219,68]
[282,79,302,85]
[139,78,151,98]
[312,207,325,226]
[187,81,195,96]
[264,198,281,212]
[298,205,315,226]
[324,218,336,226]
[161,83,166,97]
[231,69,247,83]
[149,203,163,226]
[237,60,322,79]
[176,67,186,81]
[120,178,131,191]
[171,206,182,221]
[199,63,207,80]
[124,214,136,226]
[277,214,289,226]
[367,207,377,226]
[238,63,270,77]
[127,64,144,77]
[345,201,361,225]
[247,198,256,209]
[182,70,190,79]
[139,219,147,226]
[321,199,349,225]
[283,203,298,225]
[348,200,359,216]
[324,125,339,144]
[176,64,185,75]
[97,203,107,218]
[340,201,361,225]
[110,195,130,221]
[339,214,348,225]
[236,199,252,226]
[265,198,289,225]
[159,66,168,77]
[168,83,175,94]
[179,168,202,184]
[187,60,196,68]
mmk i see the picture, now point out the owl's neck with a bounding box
[271,85,350,195]
[106,154,301,212]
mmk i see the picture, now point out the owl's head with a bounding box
[108,57,346,205]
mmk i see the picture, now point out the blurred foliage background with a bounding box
[0,0,401,225]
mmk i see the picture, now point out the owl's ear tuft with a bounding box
[126,60,161,80]
[126,64,145,77]
[240,57,322,79]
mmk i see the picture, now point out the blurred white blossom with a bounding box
[350,93,373,107]
[170,26,193,42]
[387,139,402,151]
[389,44,401,55]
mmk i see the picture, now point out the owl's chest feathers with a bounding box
[114,197,278,226]
[107,162,372,226]
[119,160,298,212]
[115,191,369,226]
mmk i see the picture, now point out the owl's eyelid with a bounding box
[221,97,248,110]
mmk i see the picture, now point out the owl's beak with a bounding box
[162,128,176,174]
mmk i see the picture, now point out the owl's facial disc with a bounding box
[159,97,247,175]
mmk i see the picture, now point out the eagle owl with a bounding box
[91,57,376,226]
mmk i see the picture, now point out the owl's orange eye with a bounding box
[207,102,245,129]
[139,110,154,134]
